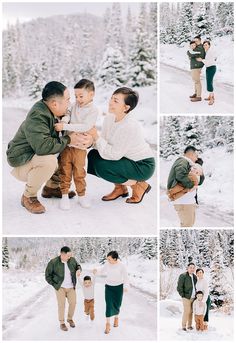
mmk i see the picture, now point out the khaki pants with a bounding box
[191,69,202,97]
[59,146,87,196]
[11,154,58,197]
[195,314,204,331]
[182,298,194,329]
[174,204,196,227]
[55,288,76,324]
[84,299,95,320]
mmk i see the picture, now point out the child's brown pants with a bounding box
[84,299,95,320]
[59,146,87,196]
[195,314,204,331]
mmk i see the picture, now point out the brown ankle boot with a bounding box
[104,323,111,334]
[67,319,75,328]
[41,186,76,199]
[60,323,68,331]
[189,93,196,98]
[208,95,215,105]
[21,195,46,214]
[126,181,151,204]
[114,317,119,327]
[204,96,210,101]
[190,96,202,102]
[102,184,129,201]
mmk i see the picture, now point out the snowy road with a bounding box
[3,107,157,235]
[3,278,157,341]
[160,63,234,114]
[160,190,233,227]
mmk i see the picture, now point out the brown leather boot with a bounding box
[102,184,129,201]
[208,95,215,105]
[104,323,111,334]
[21,195,46,214]
[126,181,151,204]
[190,97,202,102]
[67,319,75,328]
[60,323,68,331]
[41,186,76,199]
[189,93,196,99]
[204,96,210,101]
[114,317,119,327]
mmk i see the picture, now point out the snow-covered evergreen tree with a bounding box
[139,238,157,260]
[176,2,193,45]
[2,238,10,270]
[160,116,181,159]
[182,117,202,150]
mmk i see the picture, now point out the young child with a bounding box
[55,79,99,210]
[193,291,207,331]
[188,41,201,57]
[77,272,96,321]
[167,158,203,201]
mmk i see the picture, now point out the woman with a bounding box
[196,40,217,105]
[196,268,211,330]
[93,251,129,334]
[87,87,155,204]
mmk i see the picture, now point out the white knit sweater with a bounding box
[95,113,154,161]
[196,278,209,303]
[97,261,129,288]
[202,48,217,68]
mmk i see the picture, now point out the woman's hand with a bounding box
[54,122,64,131]
[196,57,202,62]
[87,127,99,141]
[124,288,128,293]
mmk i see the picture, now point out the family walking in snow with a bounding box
[167,145,205,227]
[45,246,128,335]
[177,262,211,332]
[187,35,217,105]
[6,80,155,214]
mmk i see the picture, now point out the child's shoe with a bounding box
[60,195,70,210]
[78,195,91,208]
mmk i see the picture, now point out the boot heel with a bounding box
[145,184,151,193]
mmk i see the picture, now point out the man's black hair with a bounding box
[42,81,66,101]
[194,35,201,40]
[60,246,71,254]
[187,262,195,267]
[184,145,197,154]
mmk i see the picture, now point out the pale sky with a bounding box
[2,1,141,29]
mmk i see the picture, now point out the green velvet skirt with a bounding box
[87,149,155,184]
[105,284,123,318]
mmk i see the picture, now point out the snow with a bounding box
[3,87,157,235]
[160,147,234,227]
[160,36,234,113]
[2,258,157,340]
[159,299,234,341]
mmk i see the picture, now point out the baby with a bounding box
[167,158,203,201]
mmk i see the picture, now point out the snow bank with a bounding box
[160,36,234,85]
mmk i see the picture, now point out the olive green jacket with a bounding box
[45,256,82,290]
[177,272,197,299]
[187,44,206,69]
[167,157,205,190]
[7,100,70,167]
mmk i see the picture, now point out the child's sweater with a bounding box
[193,299,207,316]
[78,275,95,300]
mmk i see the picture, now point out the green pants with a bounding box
[87,149,155,184]
[204,295,211,322]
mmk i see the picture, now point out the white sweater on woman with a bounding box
[202,48,217,68]
[196,278,209,303]
[97,261,129,288]
[95,113,154,161]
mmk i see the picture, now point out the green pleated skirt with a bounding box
[105,284,124,318]
[87,149,155,184]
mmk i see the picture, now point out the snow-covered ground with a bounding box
[160,147,234,227]
[2,259,157,340]
[2,86,157,235]
[159,299,234,341]
[160,36,234,113]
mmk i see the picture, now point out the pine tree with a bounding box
[128,3,156,87]
[176,2,193,45]
[193,3,211,38]
[2,238,10,270]
[160,116,181,159]
[182,117,202,150]
[139,238,157,260]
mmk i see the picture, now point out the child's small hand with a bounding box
[54,123,64,132]
[76,270,81,277]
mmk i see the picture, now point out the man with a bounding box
[45,246,81,331]
[167,146,205,227]
[187,35,206,102]
[177,262,197,331]
[6,81,85,214]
